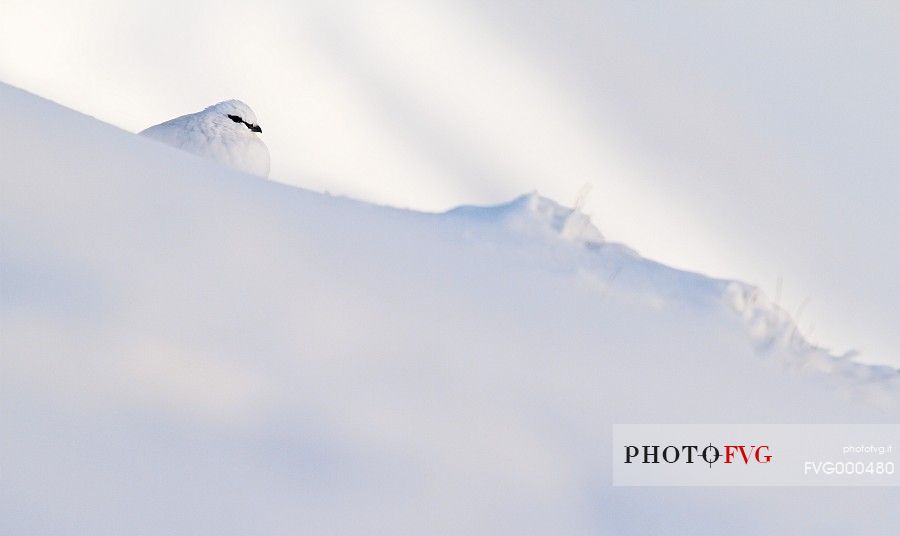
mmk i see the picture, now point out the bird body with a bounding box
[141,100,270,177]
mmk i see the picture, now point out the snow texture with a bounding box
[1,83,899,534]
[140,100,270,177]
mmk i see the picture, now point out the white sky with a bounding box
[2,0,898,366]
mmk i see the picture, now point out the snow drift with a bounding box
[1,82,898,534]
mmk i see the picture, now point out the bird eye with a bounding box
[227,113,261,133]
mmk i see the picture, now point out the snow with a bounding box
[1,83,898,534]
[3,1,899,368]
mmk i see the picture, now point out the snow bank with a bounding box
[1,83,898,534]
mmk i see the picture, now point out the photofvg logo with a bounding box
[614,424,899,486]
[624,443,772,468]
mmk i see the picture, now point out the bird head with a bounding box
[210,100,263,134]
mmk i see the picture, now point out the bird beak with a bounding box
[251,125,262,133]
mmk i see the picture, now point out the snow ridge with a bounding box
[445,192,605,245]
[725,282,900,403]
[453,191,899,406]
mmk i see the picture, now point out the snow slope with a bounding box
[1,83,898,534]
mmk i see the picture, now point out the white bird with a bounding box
[140,100,270,177]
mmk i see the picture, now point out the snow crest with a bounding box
[725,282,900,405]
[453,190,898,406]
[445,191,604,245]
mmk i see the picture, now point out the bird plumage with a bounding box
[140,100,270,177]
